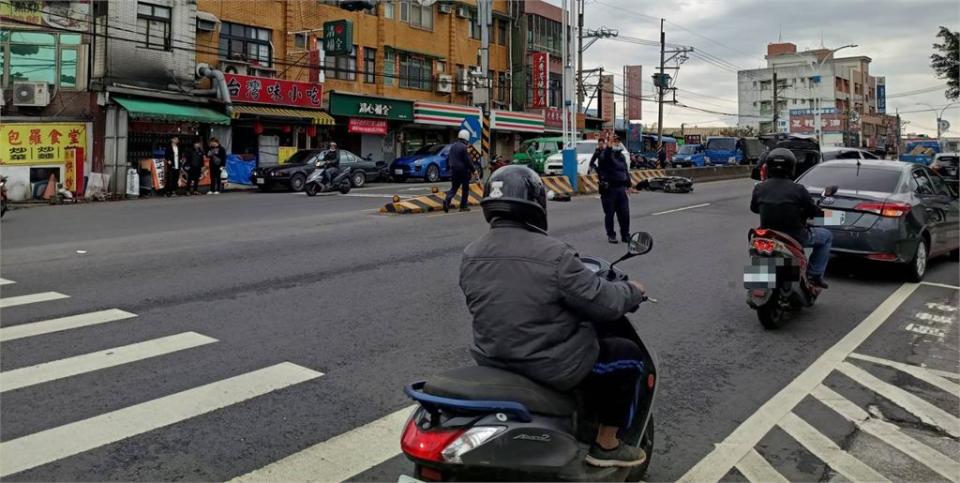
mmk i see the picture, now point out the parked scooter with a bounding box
[744,185,837,329]
[400,232,659,482]
[1,175,8,218]
[304,159,353,197]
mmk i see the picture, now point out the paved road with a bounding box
[0,178,956,481]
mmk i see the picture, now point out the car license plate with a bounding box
[394,169,404,175]
[821,209,845,226]
[256,177,265,184]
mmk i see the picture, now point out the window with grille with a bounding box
[400,53,431,90]
[137,3,171,51]
[325,44,357,80]
[219,22,273,67]
[364,48,376,84]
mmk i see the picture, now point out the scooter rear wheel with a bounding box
[304,183,319,197]
[757,295,785,329]
[338,180,352,194]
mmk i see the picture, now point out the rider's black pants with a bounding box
[578,336,646,429]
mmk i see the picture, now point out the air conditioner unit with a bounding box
[13,82,50,107]
[457,6,471,18]
[457,70,473,93]
[219,60,250,76]
[438,3,452,14]
[436,74,453,93]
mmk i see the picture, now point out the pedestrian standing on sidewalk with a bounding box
[185,139,204,195]
[597,134,632,244]
[163,136,181,197]
[207,137,227,195]
[443,129,477,213]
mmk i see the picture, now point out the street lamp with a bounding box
[811,44,858,147]
[916,101,956,148]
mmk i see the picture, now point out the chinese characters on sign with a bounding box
[0,123,87,165]
[789,108,844,134]
[323,20,353,56]
[357,102,392,117]
[348,118,388,135]
[531,52,549,109]
[224,73,323,109]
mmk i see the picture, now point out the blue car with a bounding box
[390,144,451,182]
[672,144,706,167]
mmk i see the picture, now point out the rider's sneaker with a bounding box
[585,443,647,468]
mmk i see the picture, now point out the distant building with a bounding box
[737,42,893,148]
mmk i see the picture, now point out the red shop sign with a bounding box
[224,73,323,108]
[531,52,549,109]
[348,118,388,135]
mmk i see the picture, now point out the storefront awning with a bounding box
[114,97,231,125]
[230,105,335,125]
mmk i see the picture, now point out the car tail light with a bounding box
[752,238,777,255]
[867,252,898,261]
[401,418,466,463]
[855,201,911,217]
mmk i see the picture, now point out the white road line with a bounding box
[836,361,960,438]
[0,292,69,309]
[734,449,789,483]
[0,362,322,478]
[920,281,960,290]
[343,193,413,199]
[848,352,960,396]
[0,309,137,342]
[0,278,15,286]
[812,385,960,481]
[778,412,889,482]
[928,368,960,381]
[678,282,919,483]
[232,405,414,482]
[0,332,217,393]
[651,203,711,216]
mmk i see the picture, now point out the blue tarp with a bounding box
[227,155,256,185]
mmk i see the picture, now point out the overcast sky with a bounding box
[549,0,958,136]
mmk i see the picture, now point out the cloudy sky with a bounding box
[551,0,958,136]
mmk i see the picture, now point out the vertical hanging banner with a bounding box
[624,65,643,121]
[531,52,549,109]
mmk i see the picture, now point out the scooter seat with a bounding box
[423,366,577,417]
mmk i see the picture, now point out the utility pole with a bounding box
[657,18,665,146]
[772,71,779,134]
[477,0,491,166]
[577,0,584,113]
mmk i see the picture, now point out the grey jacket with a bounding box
[460,219,645,391]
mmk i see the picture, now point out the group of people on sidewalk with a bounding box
[162,136,227,197]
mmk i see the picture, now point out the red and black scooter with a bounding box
[743,185,837,329]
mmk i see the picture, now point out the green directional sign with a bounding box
[323,19,353,56]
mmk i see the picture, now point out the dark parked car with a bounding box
[931,153,959,192]
[797,159,959,281]
[821,147,881,161]
[251,149,385,191]
[752,135,821,180]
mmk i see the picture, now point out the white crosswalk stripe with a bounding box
[0,332,218,392]
[778,412,890,482]
[847,352,960,396]
[812,385,960,481]
[0,309,137,342]
[734,449,789,483]
[0,278,15,286]
[0,291,69,308]
[0,362,323,477]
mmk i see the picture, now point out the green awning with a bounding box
[114,97,231,125]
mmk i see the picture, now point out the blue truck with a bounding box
[899,139,941,165]
[704,136,744,165]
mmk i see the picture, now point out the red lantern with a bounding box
[282,125,292,134]
[306,125,317,137]
[254,122,264,135]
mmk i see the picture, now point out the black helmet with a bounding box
[481,165,548,230]
[765,147,797,178]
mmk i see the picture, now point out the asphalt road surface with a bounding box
[0,178,957,481]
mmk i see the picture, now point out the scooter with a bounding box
[1,175,8,218]
[744,185,837,329]
[304,161,353,197]
[400,232,659,482]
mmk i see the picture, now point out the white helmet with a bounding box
[458,129,471,142]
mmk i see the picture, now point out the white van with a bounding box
[543,139,598,176]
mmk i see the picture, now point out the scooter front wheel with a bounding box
[304,183,319,197]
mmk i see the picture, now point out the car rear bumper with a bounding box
[827,224,920,263]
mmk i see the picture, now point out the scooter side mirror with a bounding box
[627,232,654,256]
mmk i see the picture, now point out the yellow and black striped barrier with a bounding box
[380,183,484,214]
[629,169,667,186]
[481,114,491,162]
[578,174,600,194]
[541,176,575,197]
